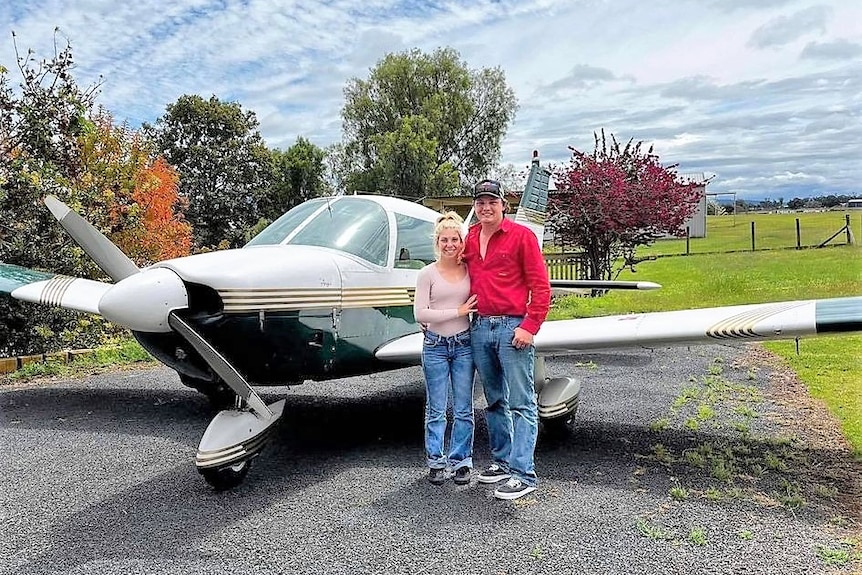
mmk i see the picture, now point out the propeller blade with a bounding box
[44,195,140,282]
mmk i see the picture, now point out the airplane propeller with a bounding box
[39,195,285,490]
[44,195,140,282]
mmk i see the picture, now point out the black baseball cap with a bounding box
[473,179,504,201]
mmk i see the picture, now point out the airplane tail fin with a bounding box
[511,150,551,245]
[462,151,552,243]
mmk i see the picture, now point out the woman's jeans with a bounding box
[470,315,538,487]
[422,329,475,471]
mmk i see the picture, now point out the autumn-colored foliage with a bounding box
[549,131,702,282]
[130,157,191,262]
[74,109,191,266]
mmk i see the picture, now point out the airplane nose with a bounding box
[98,267,189,332]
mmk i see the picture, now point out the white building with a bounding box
[678,173,710,238]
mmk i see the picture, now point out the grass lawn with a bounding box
[641,210,862,256]
[550,244,862,456]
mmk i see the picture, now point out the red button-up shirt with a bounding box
[463,218,551,335]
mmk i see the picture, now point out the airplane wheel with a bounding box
[179,374,236,410]
[200,460,252,491]
[540,412,577,438]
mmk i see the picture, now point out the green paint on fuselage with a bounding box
[815,296,862,333]
[186,305,420,385]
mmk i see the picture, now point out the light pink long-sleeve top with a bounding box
[413,263,471,336]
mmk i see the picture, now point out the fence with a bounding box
[544,252,587,280]
[642,212,859,257]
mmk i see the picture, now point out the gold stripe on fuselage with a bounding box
[706,301,805,339]
[218,286,416,313]
[41,275,75,307]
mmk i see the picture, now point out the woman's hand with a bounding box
[458,294,478,317]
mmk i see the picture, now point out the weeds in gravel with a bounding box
[649,444,674,465]
[704,487,722,501]
[529,545,544,561]
[688,527,707,546]
[774,479,806,509]
[815,541,859,567]
[636,518,675,541]
[739,529,754,540]
[669,481,689,501]
[633,357,842,521]
[650,418,669,432]
[812,484,838,499]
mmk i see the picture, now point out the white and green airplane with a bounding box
[1,154,860,489]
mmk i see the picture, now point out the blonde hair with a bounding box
[433,211,464,257]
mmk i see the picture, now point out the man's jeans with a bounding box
[470,315,538,487]
[421,329,475,471]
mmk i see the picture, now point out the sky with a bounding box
[1,0,861,201]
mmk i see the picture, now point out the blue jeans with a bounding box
[422,329,475,470]
[470,315,538,487]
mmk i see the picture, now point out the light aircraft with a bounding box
[1,153,860,490]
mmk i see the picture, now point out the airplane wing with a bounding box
[374,295,862,363]
[0,262,112,315]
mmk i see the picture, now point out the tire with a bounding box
[200,460,252,491]
[540,411,577,439]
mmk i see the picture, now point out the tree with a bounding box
[125,157,192,263]
[0,33,109,355]
[145,95,270,248]
[340,47,517,198]
[548,131,701,282]
[259,137,328,221]
[73,109,190,265]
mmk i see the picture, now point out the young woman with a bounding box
[413,212,478,486]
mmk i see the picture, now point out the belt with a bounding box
[423,328,470,342]
[475,314,524,320]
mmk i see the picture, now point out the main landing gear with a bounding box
[534,356,581,436]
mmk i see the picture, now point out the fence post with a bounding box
[846,214,852,245]
[751,221,756,251]
[685,226,690,255]
[795,218,801,249]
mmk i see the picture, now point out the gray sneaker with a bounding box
[494,477,537,500]
[428,467,446,486]
[476,464,510,484]
[453,466,472,485]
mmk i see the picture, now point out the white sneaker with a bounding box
[477,464,510,484]
[493,477,537,500]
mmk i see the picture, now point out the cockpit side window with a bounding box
[245,198,327,247]
[393,213,435,268]
[286,198,390,266]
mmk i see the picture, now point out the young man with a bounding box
[463,179,551,500]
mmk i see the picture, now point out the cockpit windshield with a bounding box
[245,197,391,267]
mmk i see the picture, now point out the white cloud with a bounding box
[1,0,860,200]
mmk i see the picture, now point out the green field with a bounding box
[550,244,862,456]
[642,210,862,256]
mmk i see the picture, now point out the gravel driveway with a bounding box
[1,343,859,575]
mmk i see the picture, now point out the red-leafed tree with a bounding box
[548,131,701,282]
[127,157,191,263]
